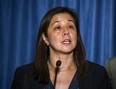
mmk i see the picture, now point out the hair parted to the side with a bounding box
[34,6,88,84]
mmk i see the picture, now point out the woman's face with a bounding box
[43,13,77,54]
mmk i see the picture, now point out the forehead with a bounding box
[51,13,74,22]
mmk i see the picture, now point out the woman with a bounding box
[11,7,112,89]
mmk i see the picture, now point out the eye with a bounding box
[68,25,74,29]
[55,26,61,30]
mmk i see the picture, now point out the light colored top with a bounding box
[105,57,116,89]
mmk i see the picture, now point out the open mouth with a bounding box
[62,39,71,44]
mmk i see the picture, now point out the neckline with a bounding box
[49,70,78,89]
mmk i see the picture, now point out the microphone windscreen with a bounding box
[56,60,61,67]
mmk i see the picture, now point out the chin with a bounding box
[62,47,75,52]
[60,49,74,54]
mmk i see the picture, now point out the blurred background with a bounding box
[0,0,116,89]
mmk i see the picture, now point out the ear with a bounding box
[42,33,49,45]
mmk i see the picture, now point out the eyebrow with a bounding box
[51,21,61,26]
[68,20,75,23]
[51,19,75,26]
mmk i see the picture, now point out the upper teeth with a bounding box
[63,40,70,43]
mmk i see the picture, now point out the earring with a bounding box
[46,42,49,46]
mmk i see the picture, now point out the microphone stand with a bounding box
[53,60,61,89]
[54,67,59,89]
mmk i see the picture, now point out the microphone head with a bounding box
[56,60,61,67]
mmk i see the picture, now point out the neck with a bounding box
[47,54,76,72]
[47,49,77,72]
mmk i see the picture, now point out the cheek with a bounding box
[47,34,60,44]
[72,31,77,39]
[72,33,77,45]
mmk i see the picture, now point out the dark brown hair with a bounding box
[34,6,88,84]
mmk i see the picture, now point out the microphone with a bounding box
[56,60,61,67]
[54,60,61,89]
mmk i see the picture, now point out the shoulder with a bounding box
[105,57,116,73]
[106,57,116,66]
[15,63,35,74]
[79,60,112,89]
[87,60,105,72]
[11,63,36,89]
[11,63,46,89]
[12,62,35,81]
[105,57,116,78]
[86,60,109,78]
[13,62,36,81]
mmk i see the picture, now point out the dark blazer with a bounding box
[11,61,112,89]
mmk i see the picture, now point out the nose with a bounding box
[63,27,69,35]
